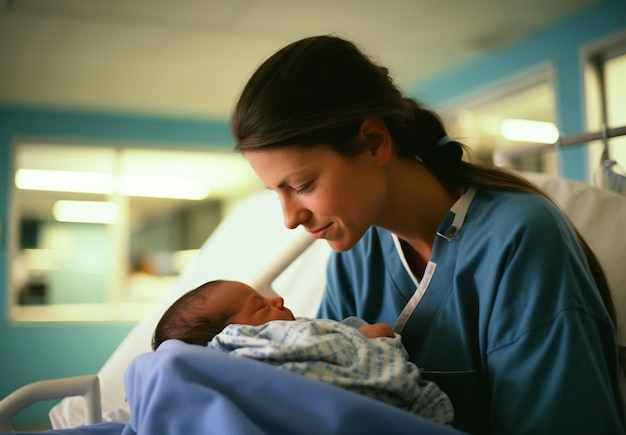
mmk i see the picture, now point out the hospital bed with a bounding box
[1,172,625,434]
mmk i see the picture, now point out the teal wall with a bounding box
[1,0,625,427]
[0,107,232,427]
[413,0,626,181]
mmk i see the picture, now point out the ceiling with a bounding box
[1,0,603,224]
[0,0,602,120]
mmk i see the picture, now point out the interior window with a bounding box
[440,68,558,175]
[10,143,262,322]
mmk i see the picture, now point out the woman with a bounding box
[231,35,625,434]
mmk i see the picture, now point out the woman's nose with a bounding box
[281,197,311,230]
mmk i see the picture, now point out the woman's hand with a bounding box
[358,323,395,338]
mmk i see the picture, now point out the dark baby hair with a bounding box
[151,280,228,351]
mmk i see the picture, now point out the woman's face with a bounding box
[244,145,387,252]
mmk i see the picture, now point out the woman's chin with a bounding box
[326,238,354,253]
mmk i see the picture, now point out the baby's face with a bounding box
[213,281,295,326]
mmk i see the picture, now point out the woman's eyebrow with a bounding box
[276,169,310,189]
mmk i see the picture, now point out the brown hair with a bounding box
[231,35,618,354]
[151,280,228,351]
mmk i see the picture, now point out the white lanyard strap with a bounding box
[392,187,477,332]
[436,187,476,241]
[393,261,436,333]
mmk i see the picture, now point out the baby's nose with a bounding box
[268,296,284,309]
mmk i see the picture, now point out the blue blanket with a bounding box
[3,340,465,434]
[121,340,463,434]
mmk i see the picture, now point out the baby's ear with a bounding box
[358,117,392,163]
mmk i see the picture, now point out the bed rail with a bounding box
[0,375,102,432]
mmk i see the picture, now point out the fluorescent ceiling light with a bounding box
[15,169,115,194]
[500,119,559,144]
[16,170,210,200]
[119,174,210,200]
[53,200,119,224]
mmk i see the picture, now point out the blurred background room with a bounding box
[0,0,624,428]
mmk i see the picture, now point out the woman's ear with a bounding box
[358,117,392,164]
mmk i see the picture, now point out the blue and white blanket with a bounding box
[208,318,454,425]
[120,340,464,435]
[2,339,465,435]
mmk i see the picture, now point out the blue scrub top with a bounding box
[318,188,625,434]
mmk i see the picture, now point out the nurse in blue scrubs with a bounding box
[231,35,625,434]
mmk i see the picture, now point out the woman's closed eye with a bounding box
[294,181,313,195]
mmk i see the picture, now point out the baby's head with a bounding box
[151,279,295,350]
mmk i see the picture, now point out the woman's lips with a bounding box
[308,223,332,239]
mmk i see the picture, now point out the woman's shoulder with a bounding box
[475,188,553,211]
[465,189,578,250]
[473,189,566,227]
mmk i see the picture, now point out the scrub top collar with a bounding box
[392,187,477,333]
[391,186,477,271]
[436,187,477,241]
